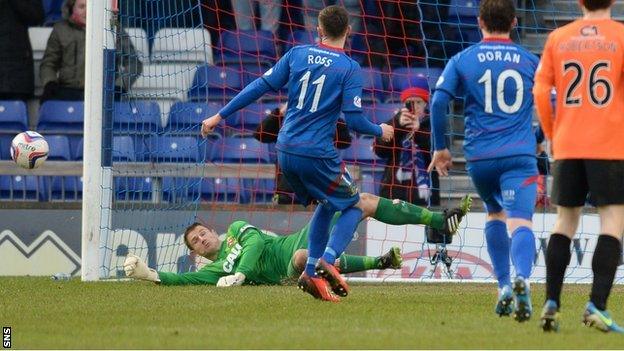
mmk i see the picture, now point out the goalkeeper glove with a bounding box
[216,272,246,287]
[123,254,160,283]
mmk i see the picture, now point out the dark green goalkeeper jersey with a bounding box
[158,219,316,286]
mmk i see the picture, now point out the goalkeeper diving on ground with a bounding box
[124,193,471,287]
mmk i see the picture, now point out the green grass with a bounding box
[2,277,623,349]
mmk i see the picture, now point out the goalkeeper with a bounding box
[124,193,471,287]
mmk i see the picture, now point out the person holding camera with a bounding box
[373,78,440,206]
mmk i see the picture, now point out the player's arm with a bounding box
[232,228,266,280]
[532,36,556,141]
[123,254,223,285]
[428,55,461,176]
[201,51,292,137]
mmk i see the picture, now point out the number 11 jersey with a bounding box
[436,38,539,161]
[261,43,364,159]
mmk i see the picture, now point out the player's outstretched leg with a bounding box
[540,299,560,332]
[297,272,340,302]
[513,277,532,322]
[496,285,513,317]
[440,195,473,236]
[582,302,624,334]
[378,247,402,269]
[316,258,350,297]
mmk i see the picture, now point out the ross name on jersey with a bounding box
[307,55,333,67]
[477,50,521,64]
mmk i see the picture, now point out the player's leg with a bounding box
[467,159,512,316]
[278,152,339,302]
[541,159,588,331]
[500,156,539,322]
[582,160,624,333]
[359,192,471,235]
[299,159,361,297]
[287,248,402,277]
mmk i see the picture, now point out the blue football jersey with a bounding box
[261,44,363,158]
[435,39,539,161]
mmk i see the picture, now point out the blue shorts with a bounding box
[277,151,359,211]
[466,156,538,220]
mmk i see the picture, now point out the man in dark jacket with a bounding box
[0,0,44,101]
[253,104,352,205]
[40,0,143,102]
[374,78,440,206]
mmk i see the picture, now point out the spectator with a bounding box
[0,0,44,102]
[253,103,352,205]
[373,78,440,206]
[231,0,282,33]
[40,0,143,103]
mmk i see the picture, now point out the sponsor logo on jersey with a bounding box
[223,243,243,273]
[581,25,598,36]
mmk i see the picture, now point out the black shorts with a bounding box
[551,159,624,207]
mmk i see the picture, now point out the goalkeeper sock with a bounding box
[545,233,571,308]
[373,197,444,229]
[485,220,511,288]
[510,226,536,279]
[590,235,621,311]
[322,207,363,265]
[306,205,334,276]
[338,254,377,273]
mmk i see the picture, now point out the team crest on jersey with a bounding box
[353,96,362,108]
[227,236,237,248]
[581,25,598,36]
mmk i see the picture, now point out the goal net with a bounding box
[82,0,623,284]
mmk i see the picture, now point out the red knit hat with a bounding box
[400,75,430,103]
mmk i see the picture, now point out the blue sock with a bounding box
[485,220,511,288]
[322,207,363,265]
[511,226,536,280]
[305,205,334,276]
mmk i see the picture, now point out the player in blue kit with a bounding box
[201,5,397,302]
[428,0,539,322]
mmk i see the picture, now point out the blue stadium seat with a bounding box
[0,135,13,160]
[0,100,28,133]
[342,136,382,167]
[240,178,275,203]
[42,0,63,25]
[43,176,82,201]
[361,69,385,103]
[187,64,244,102]
[163,177,201,203]
[37,101,84,133]
[112,136,136,162]
[146,136,200,163]
[45,135,72,161]
[349,33,369,65]
[217,30,277,66]
[167,101,222,134]
[212,136,270,163]
[448,0,480,24]
[0,175,43,201]
[114,177,152,201]
[201,177,241,202]
[229,103,277,133]
[362,103,401,124]
[74,138,83,161]
[113,101,161,134]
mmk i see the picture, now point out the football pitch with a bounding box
[2,277,623,349]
